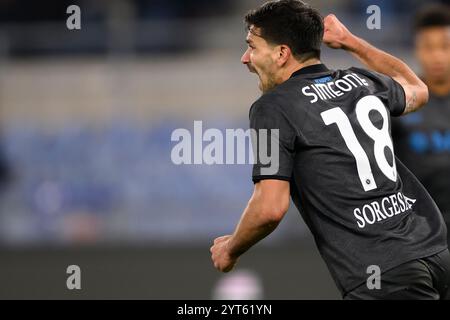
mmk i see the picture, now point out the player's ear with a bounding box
[277,45,291,66]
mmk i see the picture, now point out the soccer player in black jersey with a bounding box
[392,5,450,246]
[210,0,450,299]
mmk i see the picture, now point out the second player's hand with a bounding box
[210,235,238,272]
[323,14,354,50]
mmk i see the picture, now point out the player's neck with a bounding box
[280,58,321,83]
[424,76,450,97]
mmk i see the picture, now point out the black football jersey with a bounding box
[392,92,450,218]
[249,64,447,295]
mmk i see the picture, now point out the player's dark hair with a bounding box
[244,0,323,62]
[414,4,450,33]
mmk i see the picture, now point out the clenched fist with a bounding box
[323,14,354,50]
[210,235,238,272]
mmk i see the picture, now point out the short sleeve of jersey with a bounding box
[352,68,406,116]
[249,100,297,183]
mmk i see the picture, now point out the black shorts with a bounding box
[344,249,450,300]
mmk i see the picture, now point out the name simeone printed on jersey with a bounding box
[303,73,369,103]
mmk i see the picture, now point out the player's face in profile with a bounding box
[415,26,450,83]
[241,26,280,92]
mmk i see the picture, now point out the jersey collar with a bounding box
[290,63,330,79]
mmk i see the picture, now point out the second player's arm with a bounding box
[323,14,429,114]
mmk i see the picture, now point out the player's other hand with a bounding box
[323,14,353,50]
[210,235,238,272]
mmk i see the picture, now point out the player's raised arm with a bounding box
[323,14,429,115]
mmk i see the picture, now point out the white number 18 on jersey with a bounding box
[321,95,397,192]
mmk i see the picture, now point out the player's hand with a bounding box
[210,235,238,272]
[323,14,353,50]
